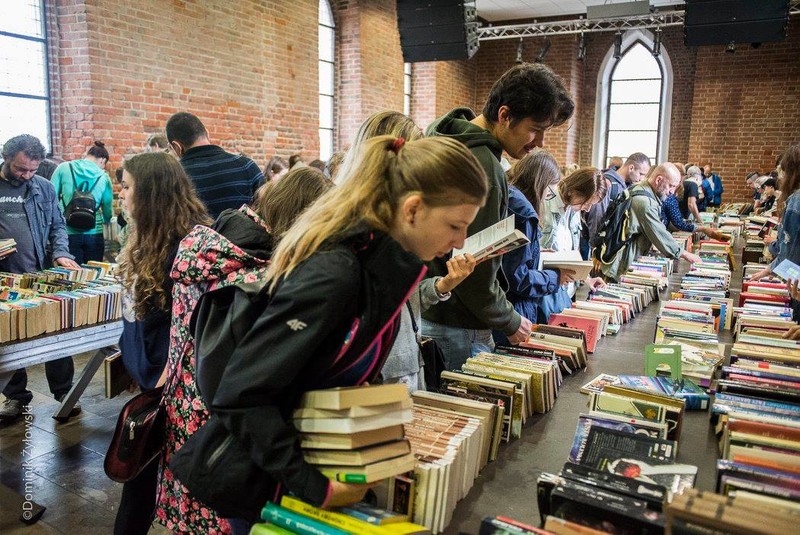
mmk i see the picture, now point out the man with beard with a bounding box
[601,162,701,282]
[0,134,79,422]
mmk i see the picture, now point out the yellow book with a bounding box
[279,496,430,534]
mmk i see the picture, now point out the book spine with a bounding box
[261,503,350,535]
[280,497,383,535]
[675,391,710,410]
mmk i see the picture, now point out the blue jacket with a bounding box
[22,174,74,269]
[501,185,560,323]
[711,174,723,206]
[771,192,800,271]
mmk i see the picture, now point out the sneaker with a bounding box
[0,398,25,421]
[55,394,81,417]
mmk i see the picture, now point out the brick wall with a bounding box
[409,60,476,132]
[688,20,800,203]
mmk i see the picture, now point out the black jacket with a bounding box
[169,226,425,520]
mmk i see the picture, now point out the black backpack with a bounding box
[590,187,656,266]
[63,163,101,231]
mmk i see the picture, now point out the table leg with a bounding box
[52,347,114,422]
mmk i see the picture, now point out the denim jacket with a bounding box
[771,192,800,271]
[23,175,73,268]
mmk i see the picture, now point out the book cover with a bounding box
[300,424,405,450]
[103,351,131,399]
[302,439,411,466]
[579,373,620,395]
[548,313,601,353]
[298,384,410,410]
[318,451,417,483]
[261,502,350,535]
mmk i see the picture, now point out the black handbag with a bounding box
[407,302,447,391]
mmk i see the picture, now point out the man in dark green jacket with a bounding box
[422,63,575,371]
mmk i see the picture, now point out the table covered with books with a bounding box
[0,262,123,420]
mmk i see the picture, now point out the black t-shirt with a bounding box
[679,180,699,219]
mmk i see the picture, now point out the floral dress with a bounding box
[155,207,271,534]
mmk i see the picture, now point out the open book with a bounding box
[539,249,594,280]
[452,215,529,261]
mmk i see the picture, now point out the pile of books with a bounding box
[293,384,417,485]
[255,496,430,534]
[0,238,17,259]
[0,264,123,342]
[665,488,797,534]
[521,325,586,375]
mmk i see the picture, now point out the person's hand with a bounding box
[586,277,607,292]
[682,252,702,264]
[787,279,800,301]
[783,324,800,341]
[558,269,577,287]
[703,228,729,242]
[54,257,80,269]
[764,234,777,245]
[508,316,533,345]
[325,480,374,508]
[748,267,773,281]
[437,254,477,294]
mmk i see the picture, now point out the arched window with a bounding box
[0,0,50,150]
[593,29,673,168]
[318,0,335,161]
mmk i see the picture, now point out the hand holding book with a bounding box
[325,480,375,509]
[436,253,477,295]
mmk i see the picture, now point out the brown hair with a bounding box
[778,143,800,217]
[252,166,332,238]
[508,149,561,216]
[119,152,211,317]
[558,167,606,205]
[267,136,488,291]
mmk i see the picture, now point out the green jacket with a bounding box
[422,108,521,335]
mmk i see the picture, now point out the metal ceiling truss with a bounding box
[477,0,800,41]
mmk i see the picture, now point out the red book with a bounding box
[738,292,790,307]
[547,313,601,353]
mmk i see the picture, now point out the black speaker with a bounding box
[684,0,790,46]
[397,0,479,62]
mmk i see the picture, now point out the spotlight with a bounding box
[577,32,586,61]
[726,41,736,53]
[613,31,622,59]
[536,38,551,63]
[516,38,524,64]
[652,27,661,57]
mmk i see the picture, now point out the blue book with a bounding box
[617,375,710,410]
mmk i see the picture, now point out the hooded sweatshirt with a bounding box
[157,205,271,534]
[51,159,114,234]
[423,108,521,335]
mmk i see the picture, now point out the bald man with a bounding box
[601,162,701,281]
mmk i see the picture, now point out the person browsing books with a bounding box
[114,152,212,535]
[750,144,800,320]
[154,167,332,535]
[539,167,608,321]
[600,163,702,283]
[495,149,576,336]
[168,136,489,534]
[422,63,575,370]
[0,135,80,423]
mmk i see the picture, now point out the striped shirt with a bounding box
[180,145,265,219]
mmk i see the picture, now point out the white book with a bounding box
[452,215,529,261]
[539,249,594,281]
[292,407,414,434]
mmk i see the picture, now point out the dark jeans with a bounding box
[3,357,74,404]
[68,232,105,264]
[114,457,159,535]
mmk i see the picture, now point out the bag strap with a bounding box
[406,300,418,333]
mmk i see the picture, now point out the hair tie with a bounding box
[391,137,405,154]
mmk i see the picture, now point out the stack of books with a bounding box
[293,384,417,485]
[0,238,17,259]
[255,496,430,534]
[521,325,586,375]
[665,488,797,534]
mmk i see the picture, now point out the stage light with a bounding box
[577,32,586,61]
[516,38,524,63]
[613,31,622,59]
[652,27,662,57]
[726,41,736,53]
[536,38,551,63]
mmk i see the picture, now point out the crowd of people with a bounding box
[1,59,800,535]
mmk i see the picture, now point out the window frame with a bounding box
[592,29,673,168]
[318,0,335,161]
[0,0,51,151]
[403,62,412,116]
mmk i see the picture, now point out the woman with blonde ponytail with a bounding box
[169,135,488,533]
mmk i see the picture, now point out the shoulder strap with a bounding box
[406,300,418,334]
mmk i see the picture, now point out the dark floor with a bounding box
[0,257,739,535]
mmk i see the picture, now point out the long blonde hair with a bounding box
[119,153,211,317]
[336,111,423,185]
[267,136,488,290]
